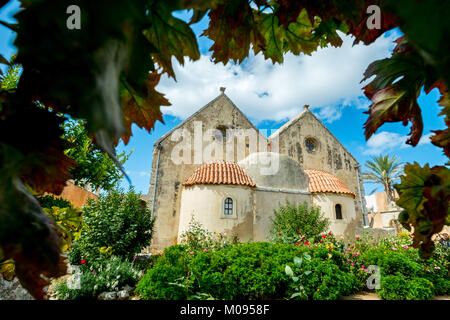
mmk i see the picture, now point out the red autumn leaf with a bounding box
[120,72,170,145]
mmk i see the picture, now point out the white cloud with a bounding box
[156,31,399,124]
[126,171,151,177]
[363,131,433,155]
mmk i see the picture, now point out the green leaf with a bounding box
[255,9,319,63]
[202,1,264,64]
[290,292,303,299]
[293,256,302,267]
[145,2,200,79]
[285,265,293,277]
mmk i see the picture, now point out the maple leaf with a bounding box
[363,85,424,146]
[145,2,200,79]
[361,39,430,146]
[384,0,450,90]
[202,1,265,64]
[255,9,319,63]
[0,173,67,299]
[426,80,450,162]
[120,72,170,145]
[395,163,450,258]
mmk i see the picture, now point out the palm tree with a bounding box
[363,154,403,205]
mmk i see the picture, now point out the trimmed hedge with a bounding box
[136,242,359,300]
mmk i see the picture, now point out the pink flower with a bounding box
[364,269,368,272]
[391,247,397,251]
[361,265,365,268]
[435,266,441,270]
[351,262,355,266]
[321,235,327,238]
[133,255,137,262]
[202,249,207,252]
[346,248,351,251]
[189,251,194,255]
[403,246,409,249]
[347,259,351,262]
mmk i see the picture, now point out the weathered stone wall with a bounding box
[178,184,254,242]
[269,109,365,227]
[311,193,358,238]
[253,189,310,241]
[147,94,267,252]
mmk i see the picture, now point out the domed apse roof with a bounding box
[184,161,256,187]
[304,169,356,198]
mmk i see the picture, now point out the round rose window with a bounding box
[305,138,317,153]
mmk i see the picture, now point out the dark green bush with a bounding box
[136,242,361,300]
[270,202,330,243]
[377,275,434,300]
[68,188,154,264]
[135,234,449,301]
[135,245,191,300]
[301,260,359,300]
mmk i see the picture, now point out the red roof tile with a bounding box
[184,162,256,187]
[305,169,356,197]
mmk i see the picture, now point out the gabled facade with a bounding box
[146,92,367,252]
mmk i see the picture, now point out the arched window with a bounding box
[214,125,228,142]
[224,198,233,215]
[335,204,343,220]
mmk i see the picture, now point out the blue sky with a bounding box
[1,3,447,196]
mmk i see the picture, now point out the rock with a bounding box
[98,291,117,300]
[117,290,130,300]
[135,254,151,263]
[123,285,134,293]
[0,277,34,300]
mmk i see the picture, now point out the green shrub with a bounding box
[68,188,154,264]
[55,256,141,300]
[136,242,361,300]
[180,216,239,251]
[270,202,330,243]
[377,275,434,300]
[135,245,190,300]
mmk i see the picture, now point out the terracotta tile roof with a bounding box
[184,161,256,187]
[305,169,356,198]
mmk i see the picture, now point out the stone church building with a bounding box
[145,90,368,252]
